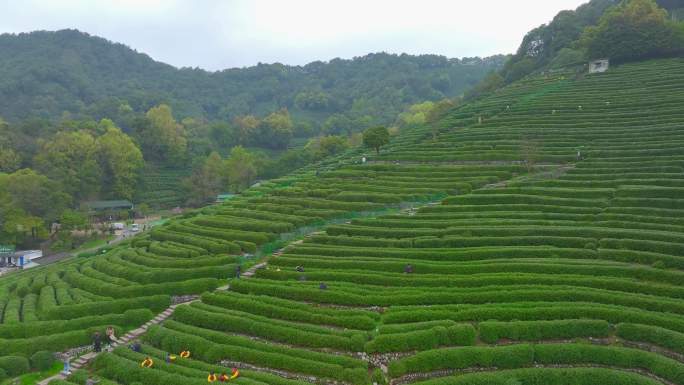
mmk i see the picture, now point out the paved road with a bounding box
[32,229,134,267]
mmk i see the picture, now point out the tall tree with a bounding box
[233,115,260,145]
[224,146,257,193]
[34,130,102,201]
[259,109,294,149]
[306,135,350,160]
[142,104,187,165]
[0,169,70,222]
[0,148,21,173]
[183,151,226,206]
[0,179,48,247]
[96,121,144,200]
[362,126,390,154]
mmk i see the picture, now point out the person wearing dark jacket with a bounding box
[93,331,102,352]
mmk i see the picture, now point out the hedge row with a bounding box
[135,343,311,385]
[173,304,366,351]
[419,203,603,215]
[0,309,152,338]
[228,279,684,312]
[201,292,377,330]
[90,256,235,284]
[193,215,294,233]
[169,222,273,244]
[365,324,476,353]
[443,194,604,208]
[410,367,662,385]
[148,241,201,258]
[63,270,220,298]
[163,319,364,369]
[150,228,239,254]
[42,295,169,320]
[270,255,684,287]
[616,323,684,354]
[478,319,610,343]
[93,352,213,385]
[215,208,312,227]
[124,249,237,268]
[2,325,123,356]
[388,344,684,383]
[146,323,369,384]
[21,293,38,322]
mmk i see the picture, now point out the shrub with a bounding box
[0,355,30,376]
[31,351,55,371]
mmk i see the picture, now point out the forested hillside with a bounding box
[0,29,504,128]
[0,30,503,245]
[467,0,684,98]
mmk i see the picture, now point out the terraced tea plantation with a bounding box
[1,58,684,385]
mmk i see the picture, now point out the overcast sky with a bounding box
[0,0,588,71]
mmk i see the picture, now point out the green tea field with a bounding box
[2,58,684,385]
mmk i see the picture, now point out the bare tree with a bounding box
[520,137,540,173]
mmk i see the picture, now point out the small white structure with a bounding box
[1,250,42,268]
[589,59,609,74]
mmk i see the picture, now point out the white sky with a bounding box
[0,0,588,70]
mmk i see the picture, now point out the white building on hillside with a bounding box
[589,59,609,74]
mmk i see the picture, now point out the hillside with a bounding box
[1,57,683,385]
[0,29,504,127]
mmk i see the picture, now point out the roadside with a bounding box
[12,215,166,270]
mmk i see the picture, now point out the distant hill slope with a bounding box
[0,29,505,126]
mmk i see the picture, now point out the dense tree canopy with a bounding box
[0,30,504,130]
[581,0,684,62]
[142,104,188,164]
[224,146,257,193]
[33,130,101,200]
[363,126,390,154]
[467,0,684,99]
[96,123,144,200]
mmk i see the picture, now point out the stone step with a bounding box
[38,373,65,385]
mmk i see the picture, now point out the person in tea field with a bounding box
[61,353,71,375]
[105,326,117,350]
[207,372,218,382]
[93,331,102,352]
[235,265,241,279]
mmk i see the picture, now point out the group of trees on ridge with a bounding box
[467,0,684,99]
[0,31,505,130]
